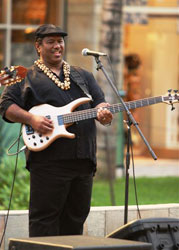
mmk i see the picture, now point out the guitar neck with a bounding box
[62,95,163,124]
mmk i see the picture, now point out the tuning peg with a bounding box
[171,104,175,111]
[174,90,178,93]
[168,89,172,93]
[4,79,10,85]
[4,67,15,78]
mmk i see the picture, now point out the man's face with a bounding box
[36,35,65,65]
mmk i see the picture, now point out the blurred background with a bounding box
[0,0,178,176]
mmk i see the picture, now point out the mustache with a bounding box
[52,49,62,53]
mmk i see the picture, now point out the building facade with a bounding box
[0,0,178,159]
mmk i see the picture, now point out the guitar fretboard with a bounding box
[62,95,164,124]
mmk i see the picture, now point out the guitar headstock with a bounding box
[0,66,27,87]
[162,89,179,110]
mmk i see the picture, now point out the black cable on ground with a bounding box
[0,127,21,248]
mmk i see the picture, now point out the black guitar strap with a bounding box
[70,66,93,101]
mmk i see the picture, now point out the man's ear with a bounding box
[35,42,41,56]
[35,42,40,53]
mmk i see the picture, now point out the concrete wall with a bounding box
[1,204,179,250]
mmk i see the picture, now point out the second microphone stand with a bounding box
[95,56,157,224]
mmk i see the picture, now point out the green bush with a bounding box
[0,113,29,209]
[0,154,30,210]
[0,121,4,161]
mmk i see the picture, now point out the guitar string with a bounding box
[62,96,163,123]
[29,96,164,126]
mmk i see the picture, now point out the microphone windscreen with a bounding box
[81,48,88,56]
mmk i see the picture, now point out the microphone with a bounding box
[82,48,107,57]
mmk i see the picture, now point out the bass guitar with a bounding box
[22,91,179,152]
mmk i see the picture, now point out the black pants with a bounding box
[28,161,93,237]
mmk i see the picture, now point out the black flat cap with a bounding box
[35,24,68,40]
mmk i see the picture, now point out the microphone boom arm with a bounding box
[95,56,157,160]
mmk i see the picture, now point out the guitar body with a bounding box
[22,97,90,152]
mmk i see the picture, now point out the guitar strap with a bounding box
[70,66,93,101]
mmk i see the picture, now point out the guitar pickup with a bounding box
[25,125,34,135]
[58,115,64,126]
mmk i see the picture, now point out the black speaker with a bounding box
[107,217,179,250]
[8,235,152,250]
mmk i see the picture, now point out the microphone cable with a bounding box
[6,127,26,156]
[0,125,22,249]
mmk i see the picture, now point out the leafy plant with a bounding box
[0,116,22,163]
[0,154,30,210]
[0,119,4,161]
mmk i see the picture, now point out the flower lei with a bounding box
[34,59,71,90]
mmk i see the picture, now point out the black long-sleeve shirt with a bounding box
[0,64,105,168]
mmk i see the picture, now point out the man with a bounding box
[0,24,113,237]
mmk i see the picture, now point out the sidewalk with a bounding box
[116,157,179,177]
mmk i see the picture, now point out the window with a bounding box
[0,0,65,67]
[0,0,6,23]
[148,0,178,7]
[0,31,5,68]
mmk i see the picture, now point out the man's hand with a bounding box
[96,102,113,126]
[29,115,54,134]
[5,104,54,135]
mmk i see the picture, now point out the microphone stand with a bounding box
[94,56,157,224]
